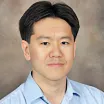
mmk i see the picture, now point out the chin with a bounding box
[45,74,67,81]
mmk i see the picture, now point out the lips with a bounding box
[47,63,64,67]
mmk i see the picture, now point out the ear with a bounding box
[21,40,30,61]
[74,41,76,58]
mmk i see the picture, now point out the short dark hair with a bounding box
[19,1,80,43]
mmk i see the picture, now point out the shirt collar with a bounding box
[23,72,81,103]
[66,77,81,97]
[23,72,44,104]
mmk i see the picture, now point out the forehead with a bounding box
[32,17,73,39]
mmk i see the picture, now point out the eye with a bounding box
[41,42,49,45]
[61,42,69,45]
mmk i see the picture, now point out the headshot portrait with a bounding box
[0,0,104,104]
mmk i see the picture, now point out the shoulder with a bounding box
[69,80,104,103]
[0,83,25,104]
[70,79,104,94]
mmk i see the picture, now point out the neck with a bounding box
[32,70,67,104]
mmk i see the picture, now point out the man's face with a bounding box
[22,17,76,81]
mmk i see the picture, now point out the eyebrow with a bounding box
[60,36,72,41]
[36,36,72,41]
[36,36,51,40]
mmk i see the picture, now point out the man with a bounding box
[0,1,104,104]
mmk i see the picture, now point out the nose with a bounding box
[49,43,63,58]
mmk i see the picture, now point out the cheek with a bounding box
[30,46,48,63]
[30,48,37,61]
[63,47,75,61]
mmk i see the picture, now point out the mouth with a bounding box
[47,63,64,67]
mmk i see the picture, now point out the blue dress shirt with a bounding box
[0,72,104,104]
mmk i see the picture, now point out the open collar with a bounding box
[23,72,44,104]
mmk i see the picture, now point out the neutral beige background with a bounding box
[0,0,104,99]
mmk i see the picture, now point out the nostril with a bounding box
[49,48,63,58]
